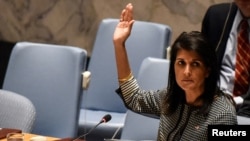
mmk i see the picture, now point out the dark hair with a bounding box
[163,31,221,115]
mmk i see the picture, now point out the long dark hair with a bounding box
[163,31,222,115]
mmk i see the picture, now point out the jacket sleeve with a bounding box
[116,77,166,116]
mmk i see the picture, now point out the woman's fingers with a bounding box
[120,9,126,22]
[126,3,133,22]
[120,3,133,22]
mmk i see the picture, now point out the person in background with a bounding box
[113,3,237,141]
[201,0,250,118]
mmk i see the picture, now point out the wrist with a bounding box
[118,72,133,83]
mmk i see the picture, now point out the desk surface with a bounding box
[0,133,60,141]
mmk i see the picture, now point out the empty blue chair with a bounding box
[2,42,87,138]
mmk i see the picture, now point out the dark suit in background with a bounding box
[202,2,250,117]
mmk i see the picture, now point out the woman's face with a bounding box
[174,49,210,94]
[235,0,250,18]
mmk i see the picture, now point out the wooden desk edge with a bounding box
[0,133,60,141]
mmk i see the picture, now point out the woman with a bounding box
[113,3,237,141]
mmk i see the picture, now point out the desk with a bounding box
[0,133,59,141]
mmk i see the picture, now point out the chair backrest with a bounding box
[82,18,172,113]
[120,57,170,140]
[2,42,87,138]
[0,89,36,133]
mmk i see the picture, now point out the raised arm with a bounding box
[113,3,135,84]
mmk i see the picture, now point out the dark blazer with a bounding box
[201,2,250,117]
[202,2,237,66]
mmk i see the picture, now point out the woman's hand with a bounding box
[113,3,135,45]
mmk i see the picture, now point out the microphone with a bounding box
[73,114,112,141]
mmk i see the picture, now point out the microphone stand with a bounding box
[72,114,111,141]
[73,122,102,141]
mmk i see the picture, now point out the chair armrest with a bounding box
[82,71,91,89]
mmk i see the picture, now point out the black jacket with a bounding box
[202,2,237,66]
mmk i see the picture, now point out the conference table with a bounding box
[0,133,88,141]
[0,133,60,141]
[0,128,86,141]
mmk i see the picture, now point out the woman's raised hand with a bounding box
[113,3,135,45]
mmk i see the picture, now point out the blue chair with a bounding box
[78,18,172,141]
[0,89,36,133]
[120,57,170,141]
[2,42,88,138]
[237,116,250,125]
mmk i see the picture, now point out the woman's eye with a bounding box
[192,62,200,67]
[177,61,185,65]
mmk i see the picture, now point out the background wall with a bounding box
[0,0,231,57]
